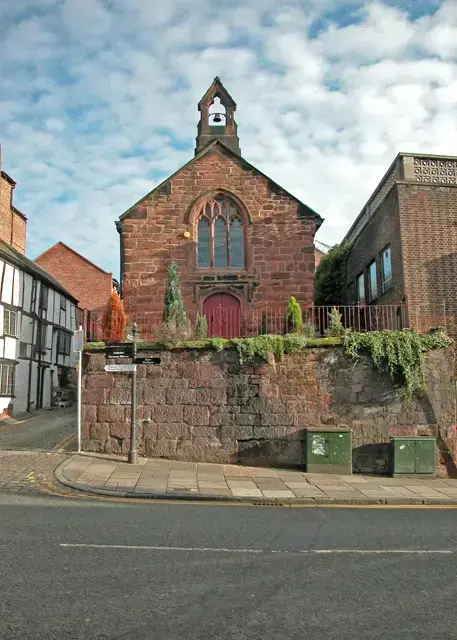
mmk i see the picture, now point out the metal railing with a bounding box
[85,302,451,343]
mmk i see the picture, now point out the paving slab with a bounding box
[54,453,457,505]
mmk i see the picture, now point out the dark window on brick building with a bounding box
[368,261,378,302]
[348,282,356,304]
[197,197,244,269]
[381,247,392,293]
[356,272,365,303]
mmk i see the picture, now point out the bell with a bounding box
[213,112,223,123]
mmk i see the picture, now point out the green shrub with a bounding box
[286,296,303,334]
[163,261,187,327]
[302,321,316,338]
[195,313,208,339]
[325,307,349,337]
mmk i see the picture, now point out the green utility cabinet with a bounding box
[305,428,352,474]
[390,436,436,477]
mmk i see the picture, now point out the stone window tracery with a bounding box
[196,197,244,269]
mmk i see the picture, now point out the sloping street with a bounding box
[0,407,76,452]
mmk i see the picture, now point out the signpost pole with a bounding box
[76,325,83,454]
[128,323,138,464]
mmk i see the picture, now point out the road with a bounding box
[1,494,456,640]
[0,407,76,451]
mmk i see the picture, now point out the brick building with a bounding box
[35,242,114,312]
[0,171,27,254]
[116,78,322,337]
[343,153,457,332]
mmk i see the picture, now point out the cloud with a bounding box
[0,0,456,277]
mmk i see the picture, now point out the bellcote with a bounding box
[195,77,241,156]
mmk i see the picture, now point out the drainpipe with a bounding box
[26,357,32,413]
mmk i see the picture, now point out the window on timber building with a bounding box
[3,309,18,337]
[0,363,14,396]
[197,197,244,269]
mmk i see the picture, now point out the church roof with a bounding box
[118,139,323,228]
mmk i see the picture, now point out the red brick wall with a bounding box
[399,184,457,330]
[82,346,455,474]
[0,175,26,254]
[35,244,112,310]
[118,147,318,317]
[346,186,405,306]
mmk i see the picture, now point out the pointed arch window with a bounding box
[196,197,245,269]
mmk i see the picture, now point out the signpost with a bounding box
[104,364,137,373]
[106,344,133,359]
[129,324,138,464]
[73,326,84,454]
[135,357,161,365]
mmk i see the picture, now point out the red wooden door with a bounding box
[203,294,241,339]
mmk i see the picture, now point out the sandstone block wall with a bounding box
[82,346,455,474]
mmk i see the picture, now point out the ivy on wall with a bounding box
[343,329,452,399]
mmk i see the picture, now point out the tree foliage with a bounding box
[102,290,127,343]
[314,243,352,306]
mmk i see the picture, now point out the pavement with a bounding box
[56,453,457,505]
[1,492,457,639]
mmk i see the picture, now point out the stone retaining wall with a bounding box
[82,346,455,474]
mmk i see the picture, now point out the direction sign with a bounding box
[105,364,137,373]
[73,328,84,352]
[106,344,133,359]
[135,357,161,365]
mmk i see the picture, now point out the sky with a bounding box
[1,0,456,276]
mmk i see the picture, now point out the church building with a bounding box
[116,78,323,337]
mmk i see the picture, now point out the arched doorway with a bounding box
[203,293,241,339]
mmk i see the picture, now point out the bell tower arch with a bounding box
[195,77,241,156]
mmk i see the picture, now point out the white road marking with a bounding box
[312,549,452,554]
[59,543,264,553]
[59,544,453,555]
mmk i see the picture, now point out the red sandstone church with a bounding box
[116,78,323,336]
